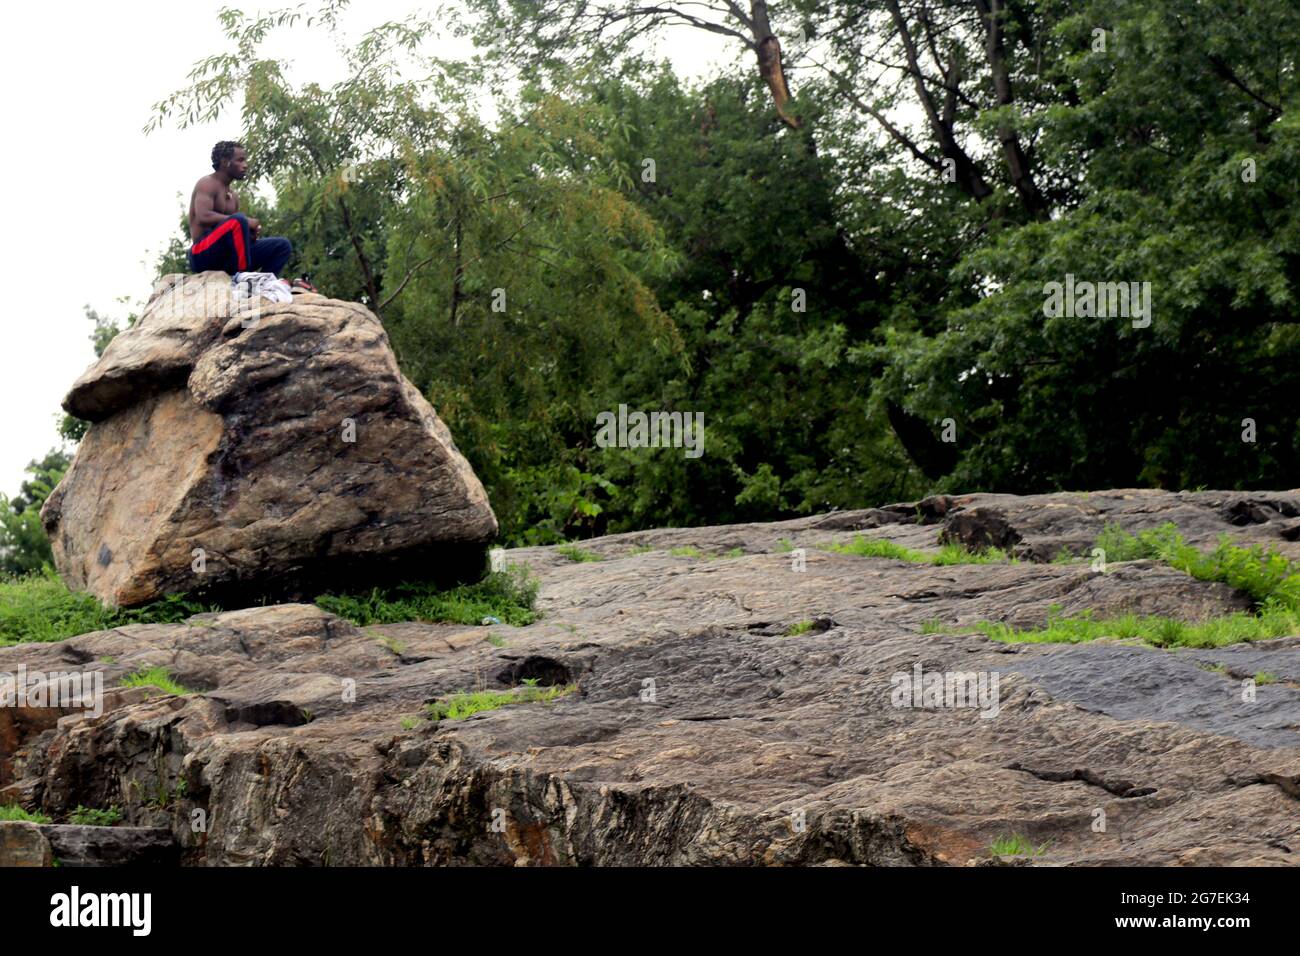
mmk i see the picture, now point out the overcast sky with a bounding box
[0,1,738,496]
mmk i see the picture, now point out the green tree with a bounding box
[0,450,69,575]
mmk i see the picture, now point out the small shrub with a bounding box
[0,805,51,824]
[69,805,122,826]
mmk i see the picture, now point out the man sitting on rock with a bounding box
[186,141,316,291]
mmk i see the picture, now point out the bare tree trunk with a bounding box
[749,1,801,129]
[885,0,993,201]
[973,0,1048,218]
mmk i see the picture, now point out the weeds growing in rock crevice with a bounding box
[314,565,539,627]
[1093,522,1300,612]
[669,545,744,560]
[557,543,602,562]
[924,524,1300,648]
[120,666,195,696]
[990,833,1048,858]
[825,536,1014,565]
[424,679,577,722]
[929,604,1300,649]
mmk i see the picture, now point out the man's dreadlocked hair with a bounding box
[211,140,244,171]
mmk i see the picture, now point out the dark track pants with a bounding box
[187,213,292,276]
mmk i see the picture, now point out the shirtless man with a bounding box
[186,141,295,278]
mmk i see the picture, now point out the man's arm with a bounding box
[192,186,229,229]
[193,184,260,236]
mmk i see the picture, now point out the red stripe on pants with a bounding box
[190,218,248,270]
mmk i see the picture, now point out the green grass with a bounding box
[0,562,542,648]
[990,833,1048,857]
[826,536,1015,565]
[1093,522,1300,611]
[425,682,577,721]
[0,805,51,824]
[0,568,221,647]
[557,543,603,562]
[1254,671,1280,686]
[119,666,195,696]
[785,619,816,636]
[937,604,1300,649]
[485,632,506,647]
[669,545,744,560]
[69,805,122,827]
[626,545,656,556]
[314,565,539,628]
[375,634,407,655]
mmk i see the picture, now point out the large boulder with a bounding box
[42,274,498,607]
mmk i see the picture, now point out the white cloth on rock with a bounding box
[232,272,293,304]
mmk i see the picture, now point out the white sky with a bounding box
[0,0,739,496]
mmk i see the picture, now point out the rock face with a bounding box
[42,273,498,607]
[3,490,1298,866]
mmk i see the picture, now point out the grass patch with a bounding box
[0,805,51,824]
[557,543,603,562]
[120,666,195,696]
[69,805,122,827]
[1254,671,1280,686]
[827,536,1015,565]
[0,569,221,647]
[425,681,577,721]
[1,563,540,647]
[374,634,407,656]
[1093,522,1300,611]
[990,833,1048,857]
[315,565,539,628]
[668,545,743,559]
[938,604,1300,649]
[785,619,816,636]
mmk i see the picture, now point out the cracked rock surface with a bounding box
[3,489,1298,865]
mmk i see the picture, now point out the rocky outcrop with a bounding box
[41,273,498,607]
[3,490,1298,866]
